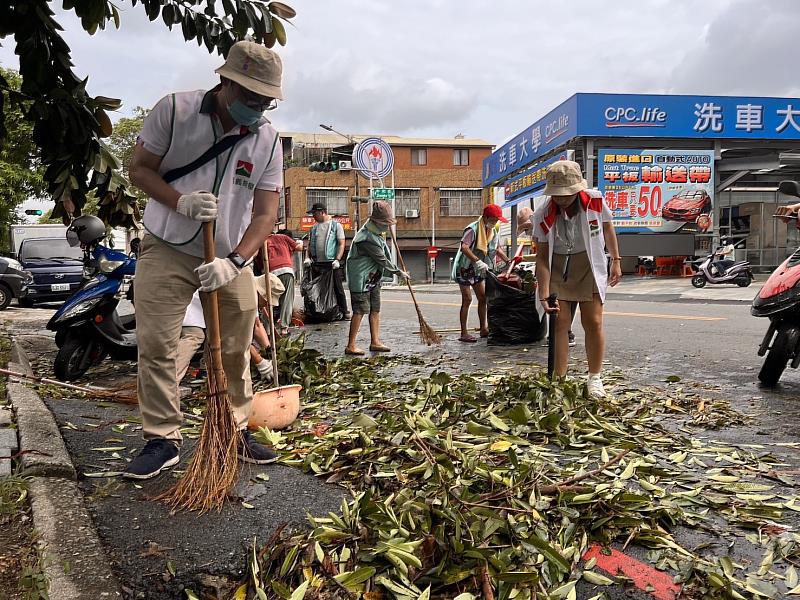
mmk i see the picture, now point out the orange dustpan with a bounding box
[248,242,302,430]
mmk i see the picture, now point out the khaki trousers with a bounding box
[175,326,206,383]
[135,235,257,443]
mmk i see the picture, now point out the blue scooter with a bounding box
[47,216,137,381]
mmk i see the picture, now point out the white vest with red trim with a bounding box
[532,189,611,302]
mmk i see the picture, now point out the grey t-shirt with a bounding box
[313,219,345,261]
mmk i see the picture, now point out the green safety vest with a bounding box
[451,220,499,279]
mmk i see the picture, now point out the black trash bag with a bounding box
[301,267,343,323]
[485,274,546,346]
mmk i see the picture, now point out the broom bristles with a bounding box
[417,313,442,345]
[156,347,240,513]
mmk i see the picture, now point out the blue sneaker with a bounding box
[237,430,279,465]
[123,439,180,480]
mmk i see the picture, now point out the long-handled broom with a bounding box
[158,222,240,513]
[389,233,441,345]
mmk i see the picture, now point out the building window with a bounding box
[395,189,421,216]
[439,189,482,217]
[278,187,290,222]
[411,148,427,166]
[306,188,348,216]
[453,149,469,166]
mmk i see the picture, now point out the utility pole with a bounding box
[320,123,362,232]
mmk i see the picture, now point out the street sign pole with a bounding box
[391,170,396,280]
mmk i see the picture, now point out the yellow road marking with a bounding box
[383,298,727,321]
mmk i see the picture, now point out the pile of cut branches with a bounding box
[236,350,799,600]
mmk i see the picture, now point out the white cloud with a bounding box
[5,0,798,146]
[667,0,800,97]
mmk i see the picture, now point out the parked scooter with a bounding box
[752,180,800,386]
[46,216,137,381]
[691,240,753,288]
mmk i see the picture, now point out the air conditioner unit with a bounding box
[338,160,352,171]
[405,209,419,218]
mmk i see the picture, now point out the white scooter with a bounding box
[691,240,753,288]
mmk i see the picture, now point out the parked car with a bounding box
[16,237,84,307]
[661,187,712,222]
[0,257,32,310]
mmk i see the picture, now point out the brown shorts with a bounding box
[550,252,599,303]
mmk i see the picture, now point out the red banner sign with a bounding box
[300,216,352,231]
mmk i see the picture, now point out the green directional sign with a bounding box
[371,188,395,200]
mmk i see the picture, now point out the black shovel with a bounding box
[546,293,558,379]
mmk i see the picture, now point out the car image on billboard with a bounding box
[661,187,712,222]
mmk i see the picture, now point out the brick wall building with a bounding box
[279,132,493,280]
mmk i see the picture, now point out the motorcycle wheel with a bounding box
[737,276,752,287]
[758,324,800,386]
[691,275,707,288]
[54,336,107,382]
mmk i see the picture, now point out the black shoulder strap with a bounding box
[163,131,251,184]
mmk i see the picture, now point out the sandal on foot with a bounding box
[369,344,391,352]
[459,334,478,343]
[479,330,489,338]
[345,347,365,356]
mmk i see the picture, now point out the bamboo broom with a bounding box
[0,367,137,403]
[157,222,239,513]
[389,233,441,346]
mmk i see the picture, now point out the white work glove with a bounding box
[195,257,241,292]
[473,260,489,275]
[303,258,312,267]
[398,271,410,282]
[332,259,341,269]
[176,192,218,222]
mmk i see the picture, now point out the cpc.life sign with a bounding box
[353,137,394,179]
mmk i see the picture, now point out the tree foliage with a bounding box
[0,0,296,228]
[0,67,46,250]
[105,107,150,204]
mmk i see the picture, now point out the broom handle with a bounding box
[262,242,280,386]
[389,233,423,313]
[202,223,227,391]
[0,367,116,395]
[546,293,558,379]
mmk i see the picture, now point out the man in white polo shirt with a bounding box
[125,41,284,479]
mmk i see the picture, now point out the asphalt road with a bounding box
[6,286,800,599]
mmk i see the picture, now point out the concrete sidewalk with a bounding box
[384,274,766,303]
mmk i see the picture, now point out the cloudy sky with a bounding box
[2,0,800,147]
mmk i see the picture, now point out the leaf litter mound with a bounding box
[238,336,800,599]
[31,332,800,599]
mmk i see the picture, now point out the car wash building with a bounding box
[483,93,800,272]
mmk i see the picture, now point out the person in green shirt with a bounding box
[344,201,409,355]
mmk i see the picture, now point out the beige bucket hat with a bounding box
[255,273,285,308]
[516,206,534,235]
[215,41,284,100]
[543,160,588,196]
